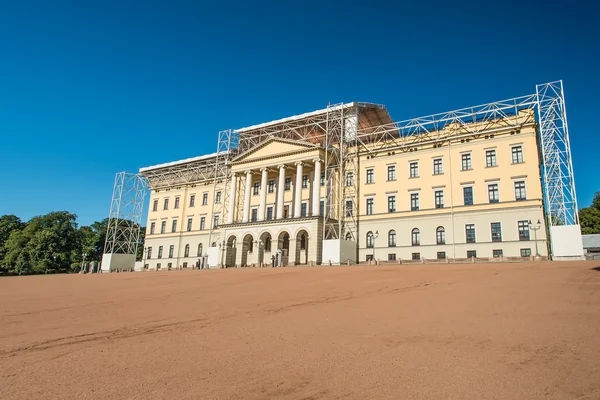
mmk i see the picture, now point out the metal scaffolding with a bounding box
[103,172,148,258]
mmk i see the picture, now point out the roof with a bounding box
[139,152,221,173]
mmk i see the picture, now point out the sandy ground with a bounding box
[1,261,599,400]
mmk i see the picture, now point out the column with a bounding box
[227,174,237,224]
[276,165,286,219]
[242,170,252,223]
[294,162,303,218]
[258,168,269,221]
[312,159,321,216]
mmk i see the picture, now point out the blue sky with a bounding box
[1,0,598,226]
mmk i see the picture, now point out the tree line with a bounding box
[0,212,144,275]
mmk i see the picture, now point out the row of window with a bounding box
[146,243,205,260]
[152,192,222,212]
[149,215,220,234]
[362,145,524,184]
[374,248,532,262]
[254,174,317,195]
[365,220,534,248]
[361,180,527,215]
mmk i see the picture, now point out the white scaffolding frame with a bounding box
[103,172,148,257]
[129,80,578,260]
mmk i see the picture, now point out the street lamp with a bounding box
[528,219,542,259]
[373,230,379,263]
[80,252,88,274]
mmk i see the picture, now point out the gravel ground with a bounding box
[1,261,599,399]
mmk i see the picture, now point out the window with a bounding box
[466,250,477,258]
[461,153,472,170]
[251,208,258,222]
[388,254,397,261]
[300,235,307,250]
[302,174,309,188]
[463,187,473,206]
[169,245,174,258]
[436,226,445,245]
[160,221,166,234]
[268,180,275,193]
[190,195,195,207]
[409,161,419,178]
[183,262,188,268]
[253,182,260,195]
[184,244,189,257]
[187,218,192,232]
[266,206,273,221]
[437,251,446,260]
[493,249,503,258]
[512,145,524,164]
[150,222,155,235]
[283,205,289,218]
[174,197,180,209]
[488,184,499,203]
[518,220,530,241]
[466,224,476,243]
[301,203,307,217]
[412,253,420,260]
[366,231,374,248]
[486,150,497,167]
[199,216,206,230]
[158,246,163,259]
[345,200,353,217]
[156,263,162,270]
[388,196,396,213]
[215,192,221,203]
[213,215,219,228]
[285,177,291,190]
[320,201,324,216]
[366,254,374,262]
[387,165,396,181]
[202,193,208,205]
[346,172,354,186]
[435,190,444,209]
[411,228,420,246]
[366,198,374,215]
[520,248,532,257]
[147,247,152,259]
[514,181,526,201]
[172,219,177,233]
[411,193,419,211]
[265,237,272,252]
[153,199,158,212]
[388,230,396,247]
[163,198,169,210]
[491,222,502,242]
[433,158,443,175]
[320,172,325,186]
[197,243,203,256]
[366,168,374,184]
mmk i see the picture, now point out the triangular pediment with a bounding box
[232,137,319,164]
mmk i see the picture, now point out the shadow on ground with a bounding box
[591,266,600,272]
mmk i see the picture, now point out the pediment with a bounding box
[232,137,319,164]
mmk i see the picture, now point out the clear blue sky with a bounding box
[1,0,598,226]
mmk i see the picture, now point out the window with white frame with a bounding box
[387,165,396,181]
[514,181,526,201]
[435,190,444,208]
[346,172,354,186]
[488,183,499,203]
[202,193,208,205]
[388,195,396,213]
[189,194,195,207]
[253,182,260,195]
[366,168,374,184]
[187,218,192,232]
[411,228,420,246]
[512,145,524,164]
[410,193,419,211]
[199,216,205,230]
[174,197,180,209]
[388,230,396,247]
[171,219,177,233]
[163,198,169,210]
[302,174,309,188]
[409,161,419,178]
[485,149,497,167]
[366,198,374,215]
[268,180,275,193]
[461,153,472,170]
[153,199,158,211]
[366,231,374,248]
[160,221,166,234]
[436,226,445,245]
[518,220,530,240]
[433,158,443,175]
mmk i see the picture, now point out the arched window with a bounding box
[197,243,203,257]
[211,242,217,247]
[411,228,420,246]
[388,230,396,247]
[147,247,152,259]
[184,244,190,257]
[345,232,352,241]
[300,234,306,250]
[264,237,272,252]
[366,231,374,248]
[436,226,445,245]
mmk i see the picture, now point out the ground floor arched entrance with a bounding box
[295,229,309,265]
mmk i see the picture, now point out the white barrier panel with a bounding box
[207,246,220,268]
[322,239,357,265]
[100,253,136,272]
[550,225,584,260]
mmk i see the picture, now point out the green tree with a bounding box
[580,192,600,234]
[591,191,600,211]
[4,211,81,274]
[0,215,24,272]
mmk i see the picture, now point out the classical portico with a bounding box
[220,137,327,266]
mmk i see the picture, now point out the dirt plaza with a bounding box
[1,261,599,399]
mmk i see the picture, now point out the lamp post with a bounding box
[529,219,542,259]
[80,252,88,274]
[372,230,379,264]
